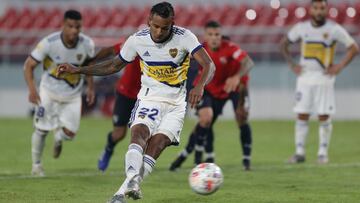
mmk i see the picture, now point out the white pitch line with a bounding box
[1,162,360,180]
[0,171,123,180]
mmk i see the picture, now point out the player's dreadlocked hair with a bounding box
[311,0,327,4]
[64,10,82,20]
[150,2,175,18]
[205,20,221,28]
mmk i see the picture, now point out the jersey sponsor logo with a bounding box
[303,41,336,69]
[140,56,190,86]
[169,48,178,58]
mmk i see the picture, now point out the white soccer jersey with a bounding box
[31,32,95,101]
[119,26,202,105]
[287,20,355,83]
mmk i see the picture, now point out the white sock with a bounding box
[114,143,144,196]
[32,129,48,165]
[125,143,144,179]
[318,119,333,156]
[295,120,309,156]
[142,154,156,179]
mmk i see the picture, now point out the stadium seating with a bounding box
[1,2,359,54]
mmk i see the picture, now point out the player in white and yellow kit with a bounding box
[24,10,95,176]
[57,2,215,202]
[280,0,359,164]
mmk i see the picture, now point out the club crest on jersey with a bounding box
[77,54,83,61]
[169,48,178,58]
[323,33,329,39]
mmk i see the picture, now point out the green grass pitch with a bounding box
[1,118,360,203]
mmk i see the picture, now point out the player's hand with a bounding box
[291,64,302,75]
[56,63,79,77]
[29,90,41,105]
[86,87,95,106]
[224,75,240,93]
[188,84,204,109]
[326,64,343,76]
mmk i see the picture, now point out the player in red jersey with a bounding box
[170,21,254,171]
[94,42,142,171]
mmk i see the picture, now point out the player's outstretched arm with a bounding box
[23,56,40,105]
[57,56,127,77]
[189,48,216,108]
[280,37,301,75]
[326,43,359,76]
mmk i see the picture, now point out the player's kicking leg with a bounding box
[110,100,186,202]
[110,132,170,203]
[98,92,136,171]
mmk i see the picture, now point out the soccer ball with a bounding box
[188,163,224,195]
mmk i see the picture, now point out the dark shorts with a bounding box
[229,91,240,110]
[196,91,227,119]
[113,91,137,127]
[196,88,250,122]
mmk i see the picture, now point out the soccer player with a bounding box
[24,10,95,176]
[56,2,215,202]
[280,0,359,164]
[169,21,254,171]
[93,43,141,171]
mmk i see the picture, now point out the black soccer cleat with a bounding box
[288,154,306,164]
[204,157,214,163]
[243,159,251,171]
[169,155,186,171]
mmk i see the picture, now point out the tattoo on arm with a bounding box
[79,56,126,76]
[239,56,254,76]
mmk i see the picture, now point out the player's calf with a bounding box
[130,124,151,149]
[53,127,76,159]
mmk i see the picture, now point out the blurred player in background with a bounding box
[169,21,254,171]
[56,2,215,202]
[92,43,141,172]
[280,0,359,164]
[23,10,95,176]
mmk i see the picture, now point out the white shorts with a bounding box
[34,89,82,132]
[294,79,335,115]
[129,99,186,145]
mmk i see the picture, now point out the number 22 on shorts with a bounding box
[138,107,159,120]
